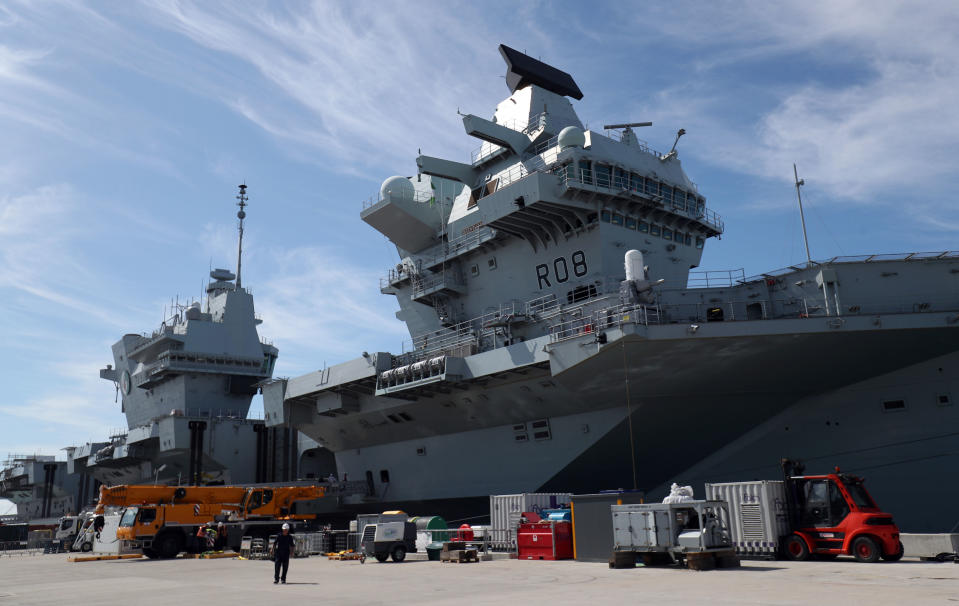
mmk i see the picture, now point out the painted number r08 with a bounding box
[536,251,587,288]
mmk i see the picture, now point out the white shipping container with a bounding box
[489,493,572,550]
[705,481,790,557]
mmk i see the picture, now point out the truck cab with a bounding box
[56,515,81,548]
[784,469,902,562]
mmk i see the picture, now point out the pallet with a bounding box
[327,551,365,561]
[190,552,237,560]
[69,554,143,563]
[441,550,478,563]
[687,549,740,571]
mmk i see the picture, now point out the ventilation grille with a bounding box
[740,503,765,541]
[361,525,377,542]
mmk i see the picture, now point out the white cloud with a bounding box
[0,185,132,327]
[637,1,959,213]
[141,0,498,173]
[251,245,408,370]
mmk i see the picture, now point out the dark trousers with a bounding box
[274,555,289,581]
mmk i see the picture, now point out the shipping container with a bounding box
[489,493,571,550]
[704,481,789,558]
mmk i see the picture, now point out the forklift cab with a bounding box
[795,478,851,528]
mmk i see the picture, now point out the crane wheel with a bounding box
[783,535,810,561]
[156,532,183,559]
[881,541,904,562]
[852,536,881,563]
[80,542,93,553]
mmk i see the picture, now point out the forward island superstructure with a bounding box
[264,45,959,532]
[2,186,294,520]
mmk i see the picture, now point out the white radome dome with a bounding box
[624,249,644,281]
[558,125,586,149]
[380,176,415,202]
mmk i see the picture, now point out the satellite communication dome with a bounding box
[380,176,415,202]
[624,249,644,281]
[558,125,586,149]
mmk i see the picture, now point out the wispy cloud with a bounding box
[630,1,959,213]
[250,245,408,372]
[141,0,500,174]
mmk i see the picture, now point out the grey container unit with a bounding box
[570,491,645,562]
[704,481,790,558]
[489,493,571,550]
[611,501,731,554]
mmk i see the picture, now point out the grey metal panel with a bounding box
[570,492,645,562]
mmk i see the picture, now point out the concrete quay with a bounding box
[0,553,957,605]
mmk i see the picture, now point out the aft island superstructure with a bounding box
[264,45,959,532]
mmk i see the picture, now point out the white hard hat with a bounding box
[282,523,290,530]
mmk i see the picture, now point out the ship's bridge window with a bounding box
[650,224,661,237]
[614,167,629,189]
[595,164,611,188]
[675,231,685,243]
[639,221,649,233]
[685,234,693,246]
[663,186,673,204]
[646,179,659,197]
[578,160,592,184]
[611,213,624,226]
[630,173,643,192]
[675,190,687,211]
[625,217,637,230]
[600,210,611,222]
[695,236,704,249]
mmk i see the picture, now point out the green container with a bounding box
[410,515,450,542]
[426,542,444,561]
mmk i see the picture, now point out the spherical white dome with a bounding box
[380,176,415,202]
[557,125,586,149]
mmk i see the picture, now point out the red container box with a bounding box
[517,521,573,560]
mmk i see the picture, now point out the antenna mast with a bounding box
[235,183,248,289]
[793,164,812,266]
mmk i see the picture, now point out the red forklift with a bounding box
[780,459,903,562]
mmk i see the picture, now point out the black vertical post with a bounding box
[269,428,277,482]
[187,422,197,486]
[252,424,262,483]
[42,463,56,518]
[289,427,298,482]
[194,421,206,485]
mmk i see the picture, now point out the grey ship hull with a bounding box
[274,308,959,532]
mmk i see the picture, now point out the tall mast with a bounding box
[235,183,248,289]
[793,164,812,266]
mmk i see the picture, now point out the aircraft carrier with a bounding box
[262,45,959,532]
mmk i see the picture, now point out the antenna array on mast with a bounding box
[235,184,248,289]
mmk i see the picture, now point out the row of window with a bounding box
[600,210,705,249]
[562,162,706,215]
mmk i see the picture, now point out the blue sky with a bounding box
[1,1,957,513]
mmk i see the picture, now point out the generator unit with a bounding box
[611,500,731,558]
[361,520,417,562]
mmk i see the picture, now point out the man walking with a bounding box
[271,523,295,584]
